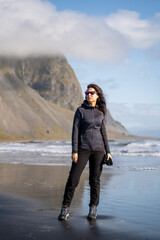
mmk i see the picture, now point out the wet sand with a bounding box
[0,163,160,240]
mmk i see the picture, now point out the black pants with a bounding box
[62,149,104,207]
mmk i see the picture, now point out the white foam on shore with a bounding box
[0,140,160,156]
[111,166,160,171]
[110,139,160,157]
[0,141,71,155]
[0,140,160,170]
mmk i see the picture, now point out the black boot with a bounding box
[87,205,97,220]
[58,205,70,221]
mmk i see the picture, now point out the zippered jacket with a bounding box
[72,101,110,154]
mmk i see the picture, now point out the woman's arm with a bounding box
[72,108,81,155]
[101,119,111,154]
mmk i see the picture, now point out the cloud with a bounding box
[105,10,160,49]
[0,0,160,62]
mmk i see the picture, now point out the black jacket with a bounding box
[72,101,110,154]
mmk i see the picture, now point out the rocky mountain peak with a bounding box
[14,56,83,111]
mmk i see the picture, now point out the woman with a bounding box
[58,83,112,221]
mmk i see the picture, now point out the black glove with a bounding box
[102,154,113,166]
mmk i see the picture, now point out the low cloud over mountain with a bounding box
[1,0,160,62]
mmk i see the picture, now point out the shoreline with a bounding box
[0,134,159,143]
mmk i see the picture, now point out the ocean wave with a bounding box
[110,139,160,157]
[0,142,71,155]
[0,140,160,156]
[0,140,160,169]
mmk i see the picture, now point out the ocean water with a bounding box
[0,139,160,170]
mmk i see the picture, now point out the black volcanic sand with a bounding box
[0,163,160,240]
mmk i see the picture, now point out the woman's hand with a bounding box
[107,153,112,160]
[72,153,78,163]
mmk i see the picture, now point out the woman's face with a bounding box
[85,87,99,105]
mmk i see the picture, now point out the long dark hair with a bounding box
[87,83,107,116]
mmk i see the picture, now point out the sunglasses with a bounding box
[85,91,97,95]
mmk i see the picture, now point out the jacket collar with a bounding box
[81,100,98,109]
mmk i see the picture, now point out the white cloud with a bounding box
[105,10,160,49]
[0,0,160,62]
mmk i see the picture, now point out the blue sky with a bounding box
[0,0,160,137]
[49,0,160,18]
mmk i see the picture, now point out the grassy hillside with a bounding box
[0,71,74,142]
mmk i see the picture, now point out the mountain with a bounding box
[1,56,83,111]
[106,111,132,140]
[0,56,132,142]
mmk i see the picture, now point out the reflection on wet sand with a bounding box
[0,163,90,209]
[0,163,112,209]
